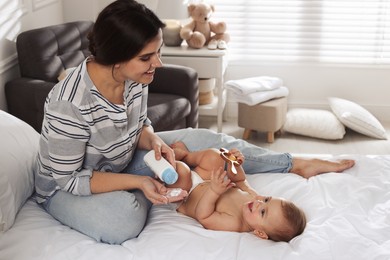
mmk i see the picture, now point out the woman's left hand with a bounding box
[140,176,169,204]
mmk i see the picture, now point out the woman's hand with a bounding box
[138,126,176,167]
[139,176,188,204]
[140,176,169,204]
[152,142,175,168]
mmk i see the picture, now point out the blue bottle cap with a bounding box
[161,168,178,185]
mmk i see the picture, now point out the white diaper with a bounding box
[189,170,205,194]
[167,170,205,211]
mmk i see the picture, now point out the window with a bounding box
[210,0,390,65]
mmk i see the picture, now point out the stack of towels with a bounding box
[224,76,288,106]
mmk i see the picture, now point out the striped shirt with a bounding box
[34,58,151,203]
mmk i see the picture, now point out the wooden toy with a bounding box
[219,148,242,174]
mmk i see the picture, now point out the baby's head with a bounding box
[266,199,306,242]
[246,197,306,242]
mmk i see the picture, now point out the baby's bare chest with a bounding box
[178,184,250,218]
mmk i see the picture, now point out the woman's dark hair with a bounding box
[88,0,165,65]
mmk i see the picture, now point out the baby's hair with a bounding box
[268,200,306,242]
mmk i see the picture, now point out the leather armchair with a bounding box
[5,21,199,133]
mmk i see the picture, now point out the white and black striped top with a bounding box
[34,58,151,203]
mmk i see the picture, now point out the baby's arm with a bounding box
[223,149,258,197]
[194,168,240,231]
[230,165,258,197]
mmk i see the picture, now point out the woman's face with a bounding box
[116,29,164,84]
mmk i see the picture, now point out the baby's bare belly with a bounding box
[177,182,250,218]
[177,182,209,216]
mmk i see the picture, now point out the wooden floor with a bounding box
[199,116,390,155]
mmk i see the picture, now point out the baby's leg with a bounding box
[172,142,222,166]
[191,149,225,180]
[171,141,225,179]
[170,141,190,161]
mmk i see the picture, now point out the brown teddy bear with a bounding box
[180,2,230,49]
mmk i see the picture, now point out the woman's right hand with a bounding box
[140,176,169,205]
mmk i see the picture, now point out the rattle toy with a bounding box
[219,148,242,174]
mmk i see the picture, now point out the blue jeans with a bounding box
[43,128,292,244]
[42,189,150,244]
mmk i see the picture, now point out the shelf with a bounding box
[160,45,228,132]
[199,90,226,116]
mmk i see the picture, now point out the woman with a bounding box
[35,0,354,245]
[35,0,174,244]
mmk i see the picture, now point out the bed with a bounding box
[1,110,389,260]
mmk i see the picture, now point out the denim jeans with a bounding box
[126,128,292,176]
[43,128,292,244]
[42,189,151,244]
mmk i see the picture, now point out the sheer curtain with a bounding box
[210,0,390,66]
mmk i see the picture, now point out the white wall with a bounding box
[0,0,64,111]
[62,0,115,22]
[61,0,158,22]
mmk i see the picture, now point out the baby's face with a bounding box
[242,196,285,238]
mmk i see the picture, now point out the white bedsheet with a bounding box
[1,155,389,260]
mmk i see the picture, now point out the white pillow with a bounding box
[283,108,346,140]
[0,110,39,232]
[328,97,387,140]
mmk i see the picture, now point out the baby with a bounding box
[166,142,306,242]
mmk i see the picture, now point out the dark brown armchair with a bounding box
[5,21,199,132]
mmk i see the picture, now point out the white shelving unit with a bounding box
[161,45,228,132]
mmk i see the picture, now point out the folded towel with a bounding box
[225,76,283,95]
[230,86,289,106]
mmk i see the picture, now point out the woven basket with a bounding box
[198,78,215,105]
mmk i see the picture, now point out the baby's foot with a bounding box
[170,142,190,160]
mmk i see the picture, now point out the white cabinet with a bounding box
[161,46,228,132]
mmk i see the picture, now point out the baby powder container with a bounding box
[144,150,178,185]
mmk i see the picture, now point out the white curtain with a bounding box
[210,0,390,65]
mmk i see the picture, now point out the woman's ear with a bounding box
[254,229,269,240]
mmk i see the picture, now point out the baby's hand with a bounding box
[210,167,235,195]
[220,148,244,175]
[228,148,244,164]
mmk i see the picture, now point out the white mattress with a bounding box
[1,155,389,260]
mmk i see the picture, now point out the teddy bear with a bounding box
[179,2,230,50]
